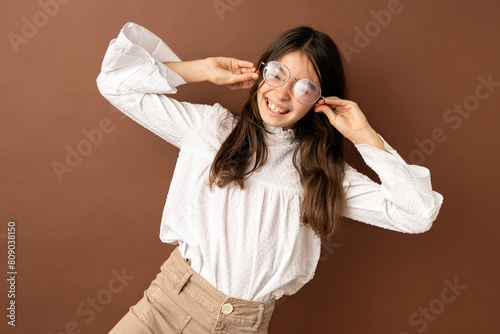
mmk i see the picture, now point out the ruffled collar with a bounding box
[263,123,295,144]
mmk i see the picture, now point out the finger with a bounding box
[236,59,255,69]
[228,73,258,86]
[322,96,354,109]
[240,67,257,74]
[315,100,337,110]
[314,104,336,116]
[315,104,340,126]
[322,96,341,103]
[322,97,341,106]
[314,98,327,107]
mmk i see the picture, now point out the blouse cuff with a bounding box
[102,22,187,94]
[354,134,443,221]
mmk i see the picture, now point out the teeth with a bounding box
[267,99,289,114]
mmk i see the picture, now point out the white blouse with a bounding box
[96,22,443,302]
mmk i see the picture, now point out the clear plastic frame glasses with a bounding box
[258,61,324,105]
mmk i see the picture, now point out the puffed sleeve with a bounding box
[96,22,222,149]
[342,134,443,234]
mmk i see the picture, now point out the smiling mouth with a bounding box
[266,98,290,114]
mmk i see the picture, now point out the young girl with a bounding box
[97,22,443,333]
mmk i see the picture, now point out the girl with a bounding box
[97,22,443,333]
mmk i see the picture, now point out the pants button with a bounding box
[184,258,191,266]
[221,303,234,315]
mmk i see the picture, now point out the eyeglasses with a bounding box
[258,61,324,105]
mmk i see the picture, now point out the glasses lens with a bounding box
[263,61,322,105]
[263,61,289,87]
[294,79,321,105]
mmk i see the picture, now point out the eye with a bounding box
[269,71,281,80]
[295,80,313,95]
[264,61,289,83]
[266,68,283,80]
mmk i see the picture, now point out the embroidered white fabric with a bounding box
[96,22,443,301]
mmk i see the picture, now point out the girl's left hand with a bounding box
[313,96,375,145]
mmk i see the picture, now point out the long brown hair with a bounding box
[209,26,347,239]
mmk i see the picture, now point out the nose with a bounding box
[274,80,293,101]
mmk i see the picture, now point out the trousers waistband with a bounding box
[161,247,275,331]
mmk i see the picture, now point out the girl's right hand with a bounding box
[204,57,258,90]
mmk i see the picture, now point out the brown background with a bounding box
[1,0,499,333]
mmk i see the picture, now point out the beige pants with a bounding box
[109,247,275,333]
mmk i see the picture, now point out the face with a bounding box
[257,50,320,131]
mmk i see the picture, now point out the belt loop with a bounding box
[173,270,193,295]
[252,304,265,331]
